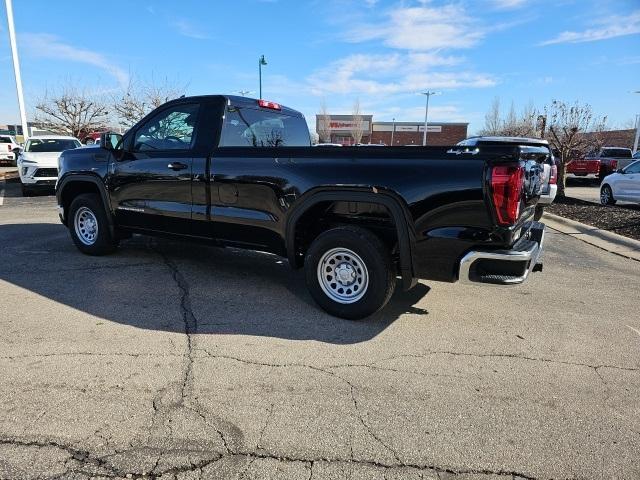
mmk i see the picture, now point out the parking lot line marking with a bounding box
[625,325,640,338]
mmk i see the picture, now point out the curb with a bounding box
[543,212,640,262]
[0,170,19,181]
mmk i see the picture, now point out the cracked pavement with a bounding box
[0,188,639,479]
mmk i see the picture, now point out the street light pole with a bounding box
[258,55,267,99]
[391,117,395,146]
[632,91,640,154]
[4,0,29,141]
[420,91,439,146]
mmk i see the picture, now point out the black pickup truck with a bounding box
[56,95,547,319]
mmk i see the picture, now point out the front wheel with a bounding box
[68,193,118,255]
[304,226,396,320]
[600,185,616,205]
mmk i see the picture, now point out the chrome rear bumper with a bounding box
[458,222,545,285]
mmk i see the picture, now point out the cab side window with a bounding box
[133,104,199,152]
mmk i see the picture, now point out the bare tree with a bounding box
[479,98,539,137]
[112,77,184,128]
[544,100,607,196]
[350,99,365,145]
[479,97,502,135]
[317,102,332,143]
[34,86,109,138]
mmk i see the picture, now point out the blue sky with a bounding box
[0,0,638,133]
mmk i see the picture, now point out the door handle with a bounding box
[167,162,188,171]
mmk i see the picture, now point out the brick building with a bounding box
[316,114,468,146]
[370,121,469,146]
[578,129,637,150]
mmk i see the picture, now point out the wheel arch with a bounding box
[57,175,113,232]
[285,187,417,290]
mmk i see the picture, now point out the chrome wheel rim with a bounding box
[600,187,610,204]
[317,248,369,304]
[74,207,98,245]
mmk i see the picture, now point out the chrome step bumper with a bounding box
[458,222,545,285]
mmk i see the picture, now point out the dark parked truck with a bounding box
[56,95,547,319]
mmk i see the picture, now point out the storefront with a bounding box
[316,115,468,146]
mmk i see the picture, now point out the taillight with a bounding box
[258,99,281,110]
[610,160,618,170]
[549,165,557,185]
[7,145,11,151]
[491,165,524,226]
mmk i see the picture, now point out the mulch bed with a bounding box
[546,196,640,241]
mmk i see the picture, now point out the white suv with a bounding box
[17,136,81,196]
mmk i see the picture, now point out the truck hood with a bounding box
[19,152,62,167]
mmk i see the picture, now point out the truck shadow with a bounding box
[0,223,430,345]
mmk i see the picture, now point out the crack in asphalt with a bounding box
[0,437,537,479]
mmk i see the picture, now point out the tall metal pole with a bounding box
[634,114,640,154]
[422,94,430,146]
[391,117,395,146]
[258,55,267,100]
[259,60,262,100]
[5,0,29,141]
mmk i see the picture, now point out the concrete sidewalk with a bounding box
[544,212,640,261]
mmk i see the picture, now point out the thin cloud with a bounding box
[346,4,485,50]
[307,53,496,96]
[171,19,210,40]
[20,33,128,87]
[491,0,527,9]
[541,10,640,45]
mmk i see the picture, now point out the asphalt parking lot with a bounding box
[0,178,639,480]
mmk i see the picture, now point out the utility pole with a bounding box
[258,55,267,99]
[631,91,639,154]
[4,0,29,141]
[634,114,640,154]
[391,117,395,146]
[420,91,440,146]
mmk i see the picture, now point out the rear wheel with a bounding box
[600,185,616,205]
[68,193,118,255]
[304,226,396,320]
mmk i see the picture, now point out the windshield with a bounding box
[602,148,631,158]
[25,138,81,153]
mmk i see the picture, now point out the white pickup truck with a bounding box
[0,135,20,166]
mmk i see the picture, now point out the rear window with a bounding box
[602,148,631,158]
[0,137,12,143]
[25,139,81,152]
[220,107,310,147]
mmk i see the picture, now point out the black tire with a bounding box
[304,226,396,320]
[534,205,544,221]
[600,184,616,205]
[68,193,118,255]
[21,184,32,197]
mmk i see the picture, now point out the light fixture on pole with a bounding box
[391,117,396,146]
[420,91,440,146]
[4,0,29,141]
[258,55,267,99]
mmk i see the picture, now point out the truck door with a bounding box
[109,103,200,234]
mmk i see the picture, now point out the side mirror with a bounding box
[11,146,22,154]
[616,168,625,174]
[100,132,123,151]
